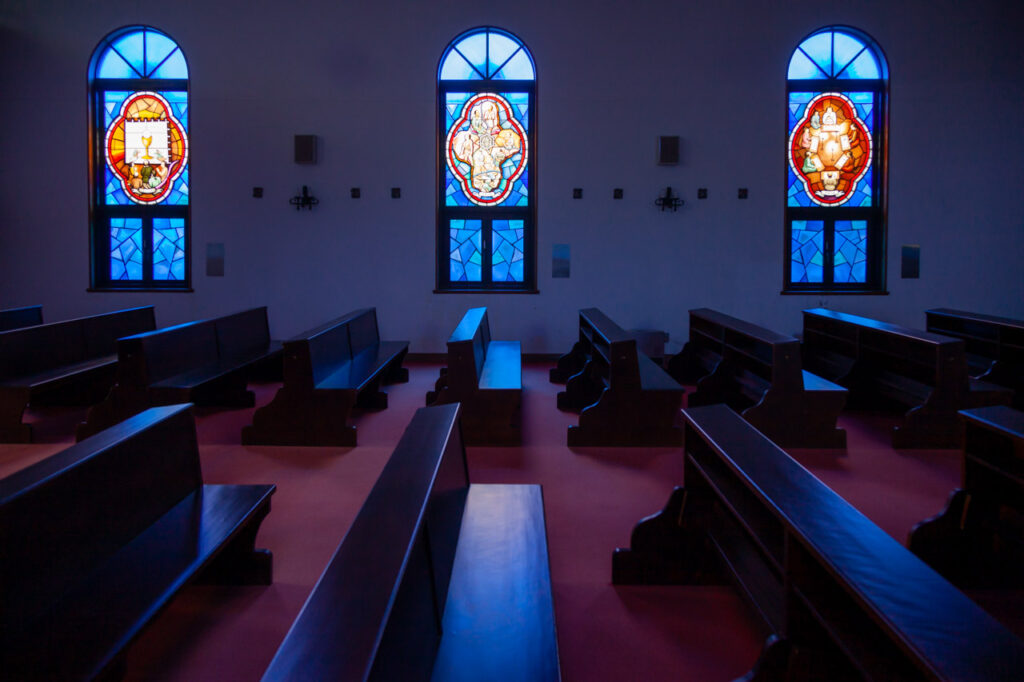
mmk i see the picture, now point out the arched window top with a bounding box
[788,27,885,81]
[439,27,534,81]
[93,27,188,80]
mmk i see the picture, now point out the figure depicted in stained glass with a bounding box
[104,91,188,205]
[789,92,871,206]
[446,93,527,206]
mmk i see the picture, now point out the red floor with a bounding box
[0,362,984,681]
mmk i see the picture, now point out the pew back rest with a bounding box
[0,307,156,381]
[121,320,220,385]
[299,319,354,388]
[0,405,201,639]
[683,403,1024,679]
[0,305,43,332]
[82,307,157,358]
[262,403,469,681]
[927,308,1024,368]
[0,320,86,379]
[215,307,272,363]
[447,307,490,390]
[348,308,381,356]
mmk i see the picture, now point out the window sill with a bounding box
[780,289,888,296]
[434,288,539,294]
[88,287,194,293]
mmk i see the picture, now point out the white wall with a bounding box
[2,0,1022,352]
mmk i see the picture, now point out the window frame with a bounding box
[783,26,888,295]
[436,27,537,293]
[88,26,192,291]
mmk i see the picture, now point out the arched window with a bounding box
[89,26,190,289]
[785,27,887,292]
[438,28,536,291]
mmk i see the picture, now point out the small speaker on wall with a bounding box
[658,136,680,165]
[206,243,225,277]
[294,135,317,164]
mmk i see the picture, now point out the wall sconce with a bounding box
[655,187,683,212]
[290,185,319,211]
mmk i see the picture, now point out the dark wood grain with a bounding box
[0,304,42,332]
[669,308,847,448]
[909,404,1024,587]
[427,307,522,444]
[0,403,275,682]
[78,307,282,440]
[614,403,1024,680]
[0,306,155,442]
[262,403,559,682]
[927,308,1024,409]
[802,308,1013,448]
[555,308,684,446]
[243,308,409,446]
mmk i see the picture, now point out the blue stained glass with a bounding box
[832,33,866,75]
[153,218,186,280]
[143,32,177,75]
[105,168,131,205]
[839,50,880,79]
[96,29,188,80]
[800,33,834,76]
[110,32,146,77]
[495,50,534,80]
[491,220,525,282]
[97,51,137,79]
[834,220,868,283]
[790,220,825,283]
[455,34,487,74]
[104,91,131,127]
[110,218,143,280]
[449,219,482,282]
[788,50,825,79]
[151,49,188,79]
[441,29,534,82]
[440,51,478,80]
[487,33,520,76]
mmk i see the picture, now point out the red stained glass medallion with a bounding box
[788,92,871,207]
[104,91,189,205]
[445,92,527,206]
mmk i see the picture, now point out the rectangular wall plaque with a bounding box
[553,244,570,278]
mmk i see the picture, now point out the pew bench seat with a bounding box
[0,354,117,392]
[430,484,560,682]
[149,342,284,401]
[317,340,410,395]
[478,339,523,391]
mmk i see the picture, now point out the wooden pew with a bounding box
[926,308,1024,409]
[77,306,282,440]
[261,403,560,681]
[0,304,42,331]
[909,405,1024,588]
[426,307,522,444]
[0,306,155,442]
[613,404,1024,680]
[667,308,847,448]
[802,308,1012,448]
[242,308,408,446]
[0,403,275,682]
[551,308,684,446]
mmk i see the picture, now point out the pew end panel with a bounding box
[909,405,1024,588]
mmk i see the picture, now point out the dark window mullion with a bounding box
[142,217,154,284]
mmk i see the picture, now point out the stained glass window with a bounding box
[784,27,886,292]
[438,28,536,291]
[89,27,191,289]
